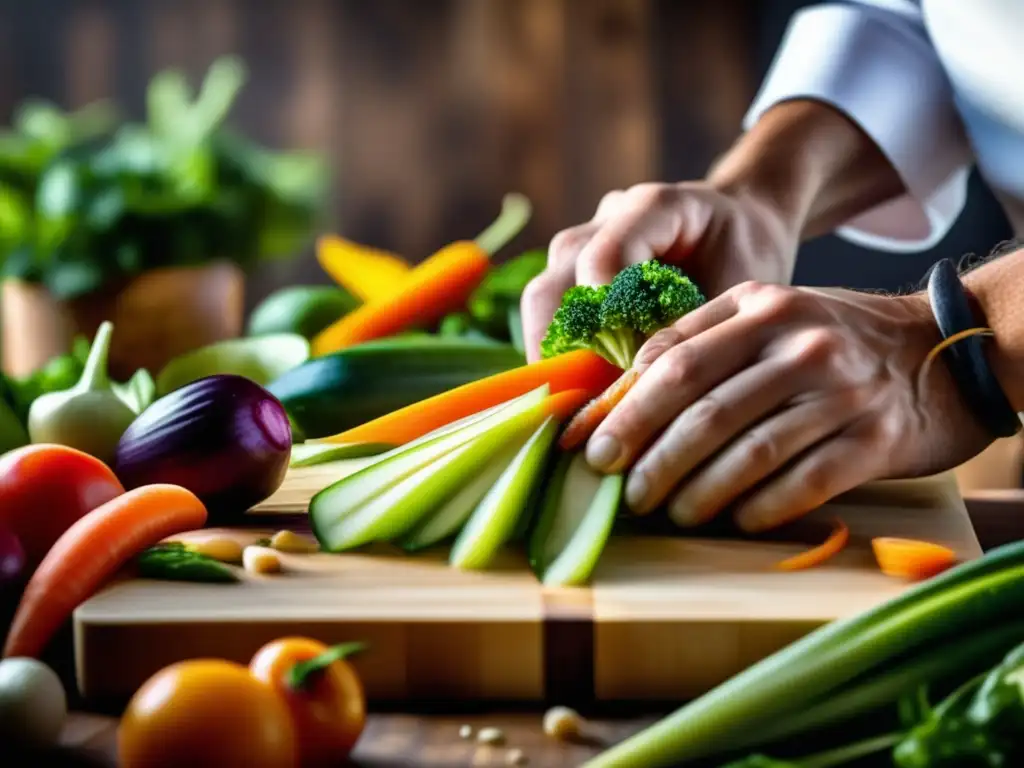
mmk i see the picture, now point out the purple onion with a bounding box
[113,374,292,524]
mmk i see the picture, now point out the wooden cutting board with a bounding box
[74,460,981,707]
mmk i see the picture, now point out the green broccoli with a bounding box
[540,260,705,369]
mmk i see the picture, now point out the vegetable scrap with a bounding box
[774,517,850,572]
[872,537,959,581]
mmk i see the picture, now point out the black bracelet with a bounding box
[925,258,1020,438]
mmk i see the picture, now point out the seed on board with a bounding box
[269,529,319,554]
[243,546,282,575]
[185,536,243,564]
[543,706,583,741]
[476,727,505,745]
[459,724,474,739]
[506,748,528,765]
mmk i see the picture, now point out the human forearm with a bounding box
[962,246,1024,414]
[708,99,906,242]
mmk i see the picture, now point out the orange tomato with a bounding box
[250,637,367,765]
[0,444,124,570]
[119,659,298,768]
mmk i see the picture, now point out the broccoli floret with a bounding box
[540,285,606,359]
[540,259,705,369]
[601,261,705,336]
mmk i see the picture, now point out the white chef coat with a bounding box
[745,0,1024,252]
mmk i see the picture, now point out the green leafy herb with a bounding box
[0,56,327,301]
[286,642,367,690]
[137,543,239,584]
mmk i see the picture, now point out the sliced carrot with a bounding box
[3,484,207,659]
[316,235,411,302]
[312,241,490,355]
[872,537,959,581]
[543,388,593,422]
[559,368,641,450]
[322,350,621,446]
[775,517,850,571]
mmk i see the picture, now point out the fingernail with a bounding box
[669,493,700,527]
[587,435,622,470]
[625,470,650,512]
[737,508,769,533]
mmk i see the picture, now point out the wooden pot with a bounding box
[2,261,245,382]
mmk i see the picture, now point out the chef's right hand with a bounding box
[520,180,800,362]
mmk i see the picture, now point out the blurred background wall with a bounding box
[0,0,1013,312]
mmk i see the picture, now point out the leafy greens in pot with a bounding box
[0,56,328,300]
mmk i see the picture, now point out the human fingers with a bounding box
[622,355,814,516]
[521,264,574,363]
[586,308,767,475]
[631,291,743,369]
[576,185,710,287]
[731,420,889,533]
[666,389,863,527]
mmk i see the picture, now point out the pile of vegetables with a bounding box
[297,260,708,585]
[0,56,326,301]
[584,539,1024,767]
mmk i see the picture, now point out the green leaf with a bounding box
[137,544,240,584]
[286,642,367,690]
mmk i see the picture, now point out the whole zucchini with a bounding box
[266,336,525,438]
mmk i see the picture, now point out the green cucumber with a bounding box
[399,435,527,552]
[289,441,394,468]
[267,336,525,439]
[449,416,558,570]
[247,285,359,339]
[310,387,549,551]
[157,333,310,395]
[529,450,623,586]
[586,540,1024,767]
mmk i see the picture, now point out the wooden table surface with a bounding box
[24,492,1024,768]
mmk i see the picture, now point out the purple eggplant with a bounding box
[114,374,291,524]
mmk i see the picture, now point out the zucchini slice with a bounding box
[529,450,624,586]
[398,434,527,552]
[310,386,549,550]
[289,442,394,468]
[449,416,559,570]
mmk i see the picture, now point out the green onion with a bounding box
[585,541,1024,767]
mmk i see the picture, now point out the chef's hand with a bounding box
[520,181,797,362]
[584,281,991,532]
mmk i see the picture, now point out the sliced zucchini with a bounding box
[449,416,558,570]
[528,450,624,587]
[310,386,549,550]
[290,441,394,468]
[398,434,527,552]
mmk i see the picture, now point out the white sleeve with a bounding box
[745,0,973,253]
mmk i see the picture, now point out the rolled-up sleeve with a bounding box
[745,1,973,252]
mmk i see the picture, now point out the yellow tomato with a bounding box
[118,659,297,768]
[250,637,367,765]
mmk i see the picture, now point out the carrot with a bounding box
[543,388,593,422]
[321,350,621,446]
[558,368,641,450]
[316,235,412,302]
[775,517,850,571]
[3,484,207,659]
[872,537,959,581]
[312,240,491,355]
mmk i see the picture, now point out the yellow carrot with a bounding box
[316,235,412,302]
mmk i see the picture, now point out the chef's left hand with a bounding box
[584,281,992,532]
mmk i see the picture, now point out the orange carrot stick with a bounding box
[775,517,850,571]
[312,240,491,355]
[872,537,958,581]
[321,350,621,446]
[3,484,208,659]
[559,368,641,450]
[543,388,593,422]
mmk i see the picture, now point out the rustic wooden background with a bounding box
[0,0,1012,312]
